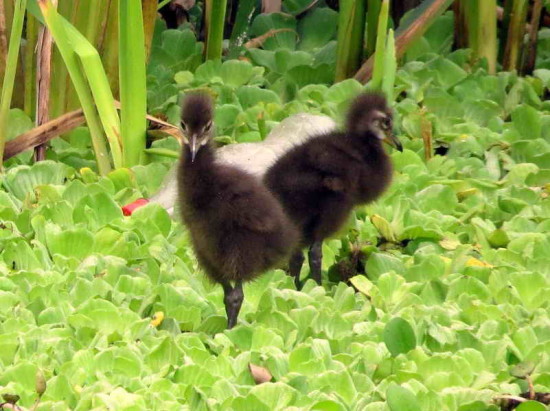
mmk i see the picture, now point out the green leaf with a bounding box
[236,86,281,108]
[250,13,297,51]
[383,317,416,356]
[45,224,94,259]
[386,384,421,411]
[510,361,536,378]
[5,109,33,141]
[220,60,255,88]
[365,253,404,280]
[516,402,547,411]
[2,161,72,201]
[512,104,542,140]
[297,8,338,51]
[349,275,373,296]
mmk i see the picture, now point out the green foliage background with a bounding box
[1,8,550,411]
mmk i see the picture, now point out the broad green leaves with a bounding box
[383,318,417,356]
[2,7,550,410]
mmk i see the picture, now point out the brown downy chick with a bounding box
[177,94,299,329]
[263,92,402,288]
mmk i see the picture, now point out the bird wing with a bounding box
[305,143,356,193]
[234,206,278,233]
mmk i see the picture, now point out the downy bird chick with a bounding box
[177,94,299,329]
[264,92,403,287]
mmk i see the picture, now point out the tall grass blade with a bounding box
[366,0,382,56]
[205,0,228,60]
[0,0,15,86]
[0,0,27,169]
[24,13,38,118]
[228,0,257,58]
[38,0,112,175]
[119,0,147,167]
[335,0,368,82]
[380,29,396,102]
[142,0,159,60]
[100,0,120,97]
[63,20,123,168]
[369,0,389,91]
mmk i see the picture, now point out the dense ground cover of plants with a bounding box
[1,8,550,411]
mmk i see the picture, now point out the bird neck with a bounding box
[348,132,385,158]
[179,141,217,207]
[182,141,215,170]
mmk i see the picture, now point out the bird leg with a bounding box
[289,249,305,290]
[308,241,323,285]
[222,281,244,329]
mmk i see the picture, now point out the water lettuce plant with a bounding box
[1,3,550,410]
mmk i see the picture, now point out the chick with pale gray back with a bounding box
[148,113,337,216]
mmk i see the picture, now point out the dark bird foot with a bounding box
[308,241,323,285]
[223,281,243,329]
[289,249,305,290]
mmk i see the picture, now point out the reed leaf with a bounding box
[101,0,120,97]
[142,0,158,60]
[366,0,382,56]
[38,0,112,174]
[63,20,123,168]
[0,0,27,168]
[335,0,367,82]
[380,29,396,102]
[369,0,389,91]
[119,0,147,167]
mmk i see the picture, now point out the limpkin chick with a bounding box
[177,94,299,328]
[264,92,403,288]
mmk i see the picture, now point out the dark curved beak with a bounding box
[383,131,403,152]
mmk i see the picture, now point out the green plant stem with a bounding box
[205,0,228,60]
[0,0,27,169]
[465,0,497,74]
[521,0,543,75]
[335,0,368,82]
[502,0,528,71]
[119,0,147,167]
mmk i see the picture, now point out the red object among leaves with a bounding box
[122,198,150,216]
